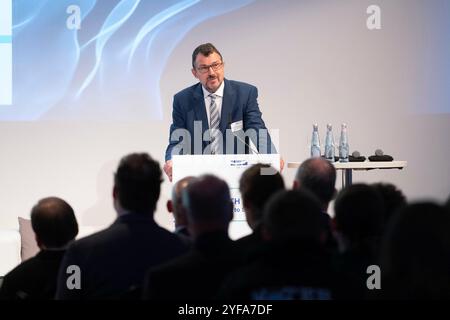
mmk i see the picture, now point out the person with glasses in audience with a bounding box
[164,43,280,181]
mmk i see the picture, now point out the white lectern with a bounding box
[172,154,281,240]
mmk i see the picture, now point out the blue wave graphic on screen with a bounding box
[0,0,96,120]
[0,0,255,121]
[12,0,49,35]
[76,0,141,98]
[126,0,200,70]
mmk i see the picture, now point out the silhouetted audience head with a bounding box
[334,184,384,247]
[263,190,324,243]
[167,176,195,228]
[239,164,285,229]
[381,202,450,299]
[182,175,233,238]
[113,153,162,214]
[372,182,406,224]
[31,197,78,249]
[293,158,336,211]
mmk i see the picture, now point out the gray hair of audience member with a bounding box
[168,176,195,228]
[171,176,196,213]
[263,189,324,242]
[381,202,450,298]
[31,197,79,249]
[334,184,384,243]
[294,158,336,209]
[181,175,233,225]
[239,164,285,229]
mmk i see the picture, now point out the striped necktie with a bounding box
[209,94,221,154]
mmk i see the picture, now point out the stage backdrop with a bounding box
[0,0,449,236]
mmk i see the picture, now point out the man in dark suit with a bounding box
[0,197,78,300]
[164,43,280,181]
[143,175,241,300]
[55,153,188,299]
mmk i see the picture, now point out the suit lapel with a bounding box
[220,79,235,133]
[192,83,209,130]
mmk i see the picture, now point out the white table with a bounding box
[287,161,407,187]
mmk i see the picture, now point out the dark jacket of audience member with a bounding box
[380,202,450,299]
[55,153,188,299]
[333,184,385,298]
[0,197,78,300]
[143,175,241,300]
[218,190,353,300]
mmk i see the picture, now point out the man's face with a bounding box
[192,52,224,93]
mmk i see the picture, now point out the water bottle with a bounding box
[310,124,321,158]
[339,123,349,162]
[324,124,335,162]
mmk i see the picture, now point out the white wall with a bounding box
[1,0,449,231]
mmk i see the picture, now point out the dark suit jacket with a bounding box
[165,79,275,161]
[174,226,192,247]
[234,224,268,263]
[0,250,66,300]
[55,213,188,299]
[143,231,242,300]
[218,239,356,300]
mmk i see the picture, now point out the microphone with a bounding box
[369,148,393,161]
[349,150,366,162]
[228,113,260,155]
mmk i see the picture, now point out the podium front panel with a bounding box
[172,154,280,239]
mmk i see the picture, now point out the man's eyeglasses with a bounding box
[196,62,223,74]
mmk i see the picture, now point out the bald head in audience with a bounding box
[31,197,78,249]
[293,158,336,212]
[0,197,78,300]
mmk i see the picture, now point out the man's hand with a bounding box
[163,160,173,182]
[280,157,285,173]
